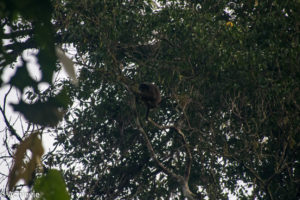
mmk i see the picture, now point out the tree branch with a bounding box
[148,118,192,183]
[119,73,198,199]
[140,120,196,199]
[0,86,22,142]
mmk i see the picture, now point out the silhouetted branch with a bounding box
[0,86,22,142]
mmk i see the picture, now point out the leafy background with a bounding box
[0,0,299,199]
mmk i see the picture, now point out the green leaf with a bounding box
[10,89,71,127]
[34,169,70,200]
[9,63,38,92]
[37,48,56,84]
[11,100,63,127]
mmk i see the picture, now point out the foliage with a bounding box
[0,0,71,127]
[33,169,70,200]
[0,0,71,198]
[45,0,300,199]
[1,0,299,199]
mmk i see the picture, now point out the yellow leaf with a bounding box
[226,21,233,27]
[8,132,44,191]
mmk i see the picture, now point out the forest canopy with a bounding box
[0,0,299,199]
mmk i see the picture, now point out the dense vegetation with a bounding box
[1,0,299,199]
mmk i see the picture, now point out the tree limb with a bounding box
[119,71,198,199]
[0,86,22,142]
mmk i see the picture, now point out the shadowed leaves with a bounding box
[10,89,71,127]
